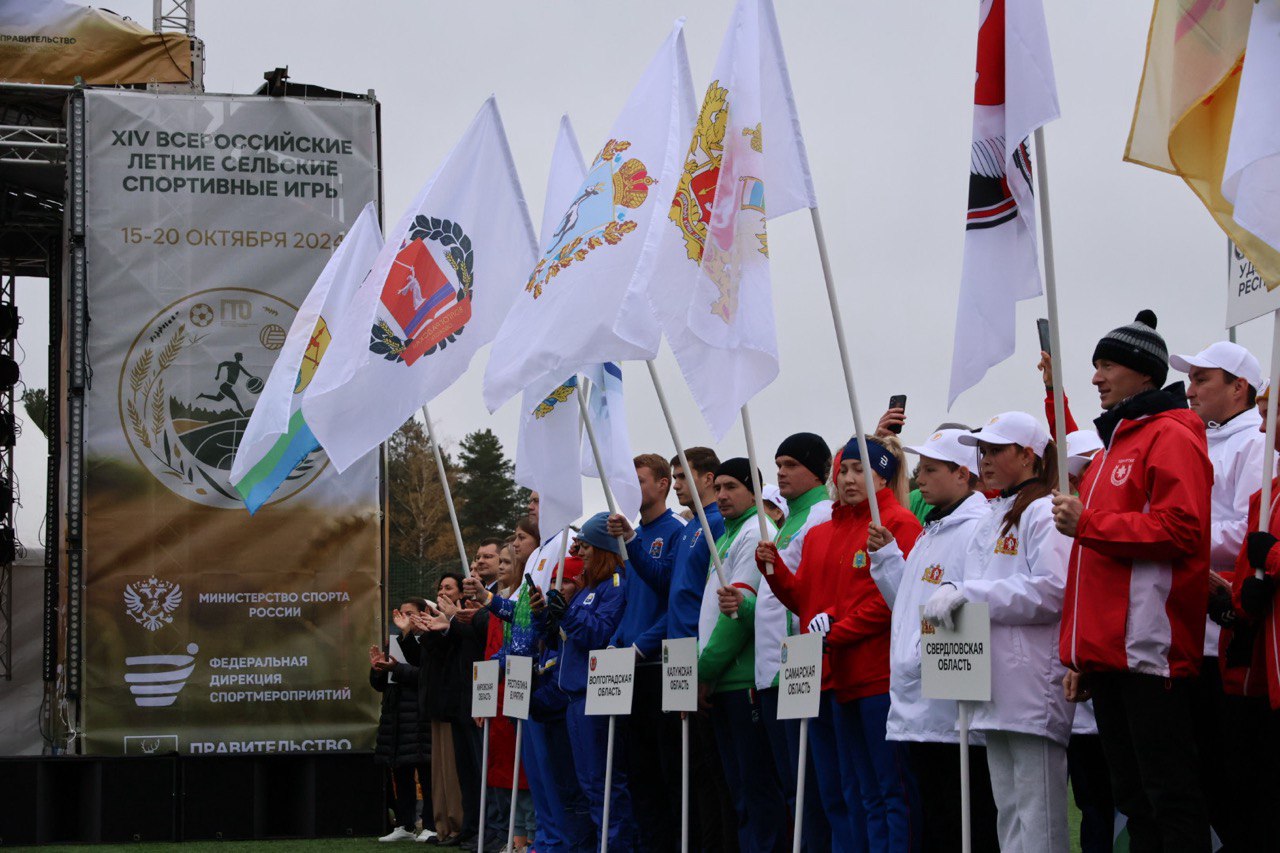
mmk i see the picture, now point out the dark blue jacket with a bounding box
[610,509,685,659]
[627,502,724,641]
[557,572,626,696]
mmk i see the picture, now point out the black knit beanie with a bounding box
[715,457,759,494]
[1092,309,1168,388]
[775,432,832,484]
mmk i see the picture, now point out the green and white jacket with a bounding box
[698,506,775,694]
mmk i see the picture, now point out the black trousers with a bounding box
[1190,657,1235,848]
[451,718,482,838]
[691,709,739,852]
[1090,672,1209,853]
[622,663,682,851]
[392,763,428,832]
[1221,693,1280,850]
[908,740,999,853]
[1068,733,1114,853]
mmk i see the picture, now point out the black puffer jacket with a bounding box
[371,664,430,767]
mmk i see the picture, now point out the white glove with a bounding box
[807,612,831,636]
[923,583,966,630]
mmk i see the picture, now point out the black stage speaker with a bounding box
[98,757,178,842]
[0,758,41,844]
[180,755,257,840]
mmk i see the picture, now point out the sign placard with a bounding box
[919,603,991,702]
[661,638,698,713]
[1227,240,1280,327]
[472,660,500,719]
[586,648,636,716]
[776,634,823,720]
[504,656,533,721]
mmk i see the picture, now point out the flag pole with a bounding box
[1033,127,1070,494]
[1259,309,1280,579]
[808,207,881,526]
[553,525,572,592]
[601,714,617,853]
[646,360,730,589]
[421,404,472,576]
[575,376,630,557]
[791,717,810,853]
[477,719,490,853]
[680,712,690,853]
[507,719,524,852]
[740,404,774,572]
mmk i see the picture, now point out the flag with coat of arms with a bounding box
[947,0,1059,407]
[482,20,696,413]
[516,115,590,540]
[636,0,817,440]
[229,202,382,513]
[302,97,538,471]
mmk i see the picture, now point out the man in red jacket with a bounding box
[1051,310,1213,853]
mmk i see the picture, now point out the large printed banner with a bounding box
[81,90,382,756]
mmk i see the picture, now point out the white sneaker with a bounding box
[379,827,418,842]
[416,829,439,843]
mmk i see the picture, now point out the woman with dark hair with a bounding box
[925,412,1074,853]
[370,598,432,842]
[539,512,634,851]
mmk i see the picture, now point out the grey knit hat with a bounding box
[1092,309,1167,387]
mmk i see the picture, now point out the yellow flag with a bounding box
[1125,0,1280,285]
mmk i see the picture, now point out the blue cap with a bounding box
[841,436,898,482]
[578,511,622,557]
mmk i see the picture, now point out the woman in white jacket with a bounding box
[924,412,1074,853]
[867,428,999,853]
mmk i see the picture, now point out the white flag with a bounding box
[482,20,696,412]
[580,362,641,523]
[229,202,382,513]
[303,98,537,470]
[515,116,590,539]
[1223,1,1280,278]
[947,0,1059,406]
[641,0,817,440]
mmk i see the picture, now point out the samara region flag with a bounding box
[1222,2,1280,285]
[303,98,537,471]
[579,362,641,524]
[1127,0,1280,287]
[230,202,382,514]
[482,20,696,413]
[948,0,1059,407]
[516,116,590,540]
[642,0,817,440]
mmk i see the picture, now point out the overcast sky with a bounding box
[13,1,1269,544]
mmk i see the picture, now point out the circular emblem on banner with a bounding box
[118,287,327,509]
[259,323,287,351]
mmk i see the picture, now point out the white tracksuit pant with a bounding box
[984,730,1068,853]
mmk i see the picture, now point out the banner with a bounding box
[81,90,381,755]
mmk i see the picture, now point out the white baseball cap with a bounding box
[1065,430,1104,478]
[1170,341,1265,392]
[761,484,788,519]
[958,411,1051,458]
[904,429,979,472]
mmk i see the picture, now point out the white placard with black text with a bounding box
[472,660,500,719]
[661,637,698,713]
[1227,240,1280,327]
[586,647,636,716]
[776,634,823,720]
[504,655,533,721]
[920,603,991,702]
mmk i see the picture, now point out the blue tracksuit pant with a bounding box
[710,687,788,853]
[566,695,635,852]
[833,692,920,852]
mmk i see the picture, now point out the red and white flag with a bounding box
[948,0,1059,406]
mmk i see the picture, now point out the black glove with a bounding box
[1247,532,1279,571]
[1207,585,1238,629]
[1240,575,1275,619]
[545,589,567,620]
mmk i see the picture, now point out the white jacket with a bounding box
[1204,407,1270,655]
[754,498,833,689]
[959,493,1075,746]
[870,492,987,743]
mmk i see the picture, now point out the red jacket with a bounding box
[1060,408,1212,679]
[1220,480,1280,707]
[766,489,921,702]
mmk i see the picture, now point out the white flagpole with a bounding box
[681,713,690,853]
[576,377,630,557]
[1259,309,1280,578]
[553,525,572,592]
[791,718,810,853]
[808,208,881,526]
[741,404,774,572]
[507,719,524,851]
[958,702,972,853]
[1033,127,1070,494]
[477,719,490,853]
[422,405,472,575]
[646,360,730,589]
[601,715,617,853]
